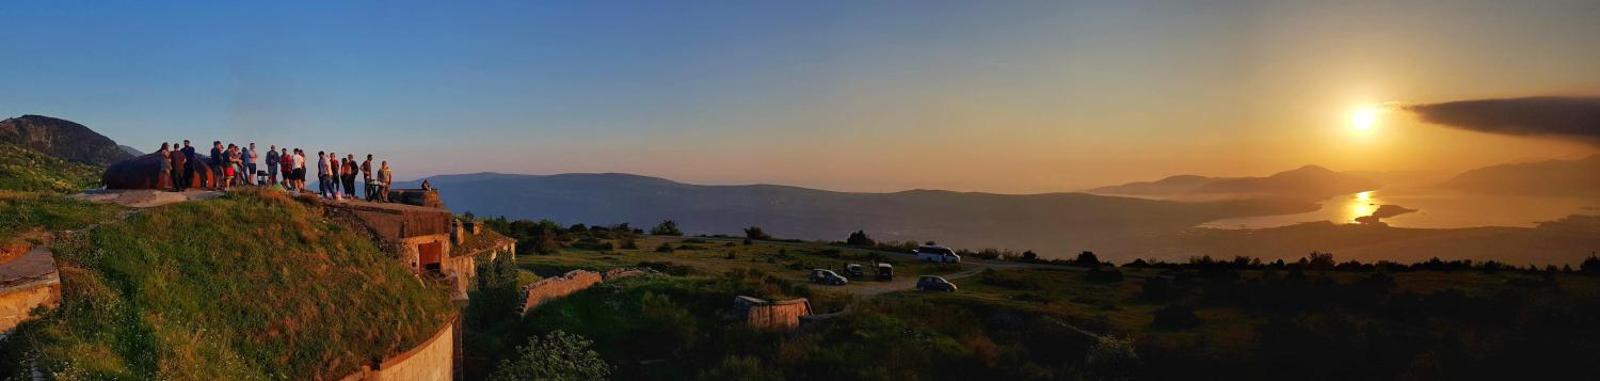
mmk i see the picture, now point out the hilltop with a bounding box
[0,115,132,166]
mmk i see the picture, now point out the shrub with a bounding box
[487,330,610,381]
[1085,335,1140,381]
[744,226,772,240]
[1075,251,1101,267]
[845,230,876,246]
[619,237,639,250]
[655,243,675,253]
[650,220,683,236]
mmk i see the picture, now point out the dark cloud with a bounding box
[1404,96,1600,145]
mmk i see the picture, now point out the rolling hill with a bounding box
[401,172,1317,258]
[0,115,132,166]
[1437,154,1600,199]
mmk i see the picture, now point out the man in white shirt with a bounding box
[317,151,331,198]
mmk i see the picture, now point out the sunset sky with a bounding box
[2,1,1597,193]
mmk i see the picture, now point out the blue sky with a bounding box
[3,1,1597,191]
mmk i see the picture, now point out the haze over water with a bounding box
[1200,190,1600,229]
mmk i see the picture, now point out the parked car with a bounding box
[875,263,894,281]
[845,263,865,278]
[915,245,961,263]
[810,269,848,285]
[916,275,958,292]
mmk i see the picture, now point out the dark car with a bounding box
[916,275,957,292]
[810,269,848,285]
[845,263,865,278]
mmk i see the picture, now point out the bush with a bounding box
[744,226,772,240]
[845,230,876,246]
[620,237,639,250]
[650,220,683,236]
[1085,335,1140,381]
[1075,251,1101,267]
[655,243,675,253]
[487,330,610,381]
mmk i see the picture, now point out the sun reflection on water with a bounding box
[1346,191,1377,222]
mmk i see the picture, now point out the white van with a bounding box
[915,245,961,263]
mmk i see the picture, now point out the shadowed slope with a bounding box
[0,190,454,380]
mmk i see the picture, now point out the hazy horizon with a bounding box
[4,1,1598,193]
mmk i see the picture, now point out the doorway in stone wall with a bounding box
[419,240,444,271]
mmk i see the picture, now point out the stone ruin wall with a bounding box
[736,297,813,330]
[338,319,456,381]
[519,270,603,314]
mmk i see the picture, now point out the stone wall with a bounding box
[734,296,812,330]
[339,320,456,381]
[520,270,603,315]
[0,280,58,332]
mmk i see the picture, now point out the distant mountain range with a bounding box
[1437,154,1599,199]
[0,115,132,166]
[400,172,1316,255]
[1086,165,1380,200]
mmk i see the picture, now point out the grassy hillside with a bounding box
[0,143,102,194]
[0,190,455,380]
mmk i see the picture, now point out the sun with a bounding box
[1349,106,1380,133]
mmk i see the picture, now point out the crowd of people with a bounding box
[152,140,396,202]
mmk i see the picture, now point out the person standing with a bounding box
[156,143,173,191]
[209,141,224,190]
[361,154,374,200]
[343,154,358,199]
[377,161,392,202]
[317,151,331,198]
[328,151,342,198]
[170,142,188,191]
[180,140,197,190]
[265,145,280,187]
[293,149,306,192]
[244,143,258,186]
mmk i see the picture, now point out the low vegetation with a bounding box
[471,214,1600,380]
[0,144,101,194]
[0,190,455,380]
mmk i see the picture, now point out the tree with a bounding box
[744,226,771,240]
[1582,253,1600,275]
[845,230,875,246]
[650,220,683,236]
[1306,252,1336,270]
[488,330,610,381]
[1021,250,1039,262]
[1075,251,1100,267]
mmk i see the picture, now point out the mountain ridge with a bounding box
[0,114,132,166]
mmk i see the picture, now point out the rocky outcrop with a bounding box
[0,115,131,166]
[733,296,811,330]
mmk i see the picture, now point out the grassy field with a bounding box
[491,233,1600,379]
[0,190,456,380]
[0,143,101,194]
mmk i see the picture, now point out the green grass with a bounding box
[0,143,101,194]
[0,191,120,247]
[1,190,455,380]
